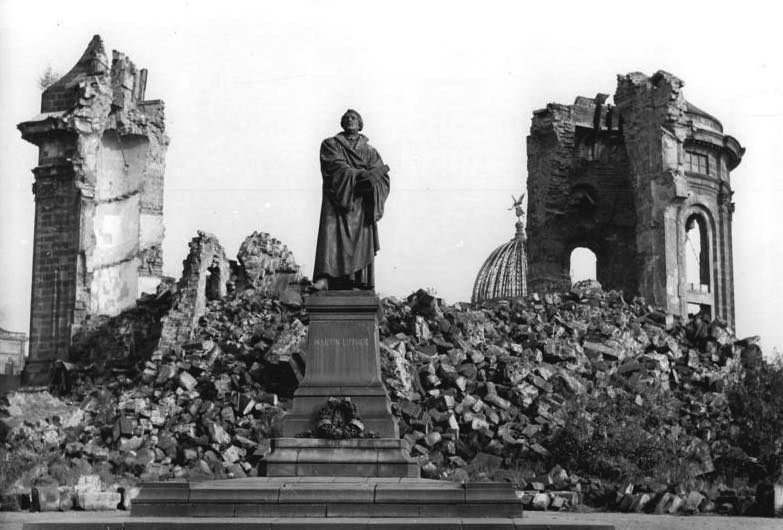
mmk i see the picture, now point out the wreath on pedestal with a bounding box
[299,397,378,439]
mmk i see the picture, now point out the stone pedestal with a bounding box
[278,291,397,438]
[129,477,528,520]
[265,290,418,478]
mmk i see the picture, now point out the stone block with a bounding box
[667,494,684,514]
[129,482,189,504]
[32,486,60,511]
[683,490,705,513]
[419,503,522,518]
[550,490,580,507]
[464,482,519,503]
[185,502,237,517]
[630,492,651,512]
[549,495,566,510]
[190,484,279,504]
[58,487,75,511]
[127,502,192,517]
[77,491,121,510]
[530,492,549,510]
[278,484,373,504]
[774,483,783,516]
[326,503,420,517]
[179,371,197,391]
[75,474,102,494]
[235,503,326,518]
[120,486,140,510]
[374,483,465,504]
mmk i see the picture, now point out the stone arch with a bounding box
[678,204,717,318]
[569,246,597,284]
[526,108,638,298]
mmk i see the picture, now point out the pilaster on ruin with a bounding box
[18,35,169,384]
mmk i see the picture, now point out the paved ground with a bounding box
[525,511,783,529]
[1,511,782,530]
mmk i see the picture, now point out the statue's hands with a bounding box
[358,165,389,187]
[369,165,389,181]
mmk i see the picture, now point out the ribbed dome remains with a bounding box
[472,221,528,303]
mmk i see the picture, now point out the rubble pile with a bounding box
[0,231,306,512]
[1,243,779,516]
[377,284,773,514]
[0,291,300,511]
[68,285,174,366]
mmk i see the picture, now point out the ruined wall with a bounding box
[527,71,744,327]
[18,36,168,384]
[613,72,690,313]
[527,96,638,295]
[0,329,27,375]
[236,230,302,296]
[155,232,230,357]
[155,230,303,358]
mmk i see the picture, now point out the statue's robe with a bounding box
[314,132,390,288]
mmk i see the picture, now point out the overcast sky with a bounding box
[1,1,782,354]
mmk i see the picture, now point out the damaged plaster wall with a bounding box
[526,70,744,327]
[155,232,231,357]
[17,35,169,384]
[88,132,148,315]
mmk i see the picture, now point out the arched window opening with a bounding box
[570,247,597,284]
[205,263,222,301]
[685,215,710,293]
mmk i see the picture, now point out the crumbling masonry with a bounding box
[18,36,168,384]
[154,232,230,358]
[526,71,744,327]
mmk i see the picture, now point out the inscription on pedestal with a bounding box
[306,320,380,386]
[312,337,370,351]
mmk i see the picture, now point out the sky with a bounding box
[1,1,782,355]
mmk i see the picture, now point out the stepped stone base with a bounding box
[130,477,522,518]
[22,478,613,528]
[262,438,419,478]
[24,516,615,529]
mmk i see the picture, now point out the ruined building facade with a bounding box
[18,36,168,384]
[527,71,743,327]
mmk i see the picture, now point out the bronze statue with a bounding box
[509,193,525,221]
[312,109,390,290]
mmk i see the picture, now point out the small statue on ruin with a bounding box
[509,193,525,222]
[312,109,390,291]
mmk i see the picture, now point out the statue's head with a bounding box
[340,109,363,133]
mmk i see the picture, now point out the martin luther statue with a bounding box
[313,109,390,291]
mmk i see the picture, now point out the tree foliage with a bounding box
[38,65,61,91]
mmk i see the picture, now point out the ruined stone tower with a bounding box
[526,71,743,327]
[18,36,168,384]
